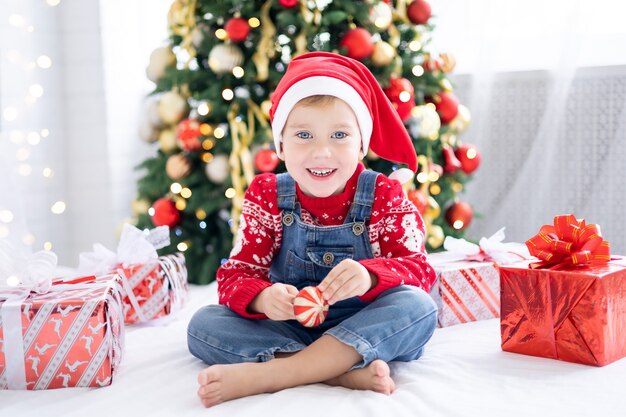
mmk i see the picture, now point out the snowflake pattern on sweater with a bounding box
[216,164,436,319]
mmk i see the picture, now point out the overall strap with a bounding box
[347,170,379,223]
[275,172,297,211]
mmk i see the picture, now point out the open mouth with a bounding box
[307,168,337,177]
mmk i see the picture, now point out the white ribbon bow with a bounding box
[1,240,59,389]
[78,224,170,275]
[428,228,530,267]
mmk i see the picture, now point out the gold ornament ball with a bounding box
[427,224,445,248]
[205,154,230,183]
[131,199,151,216]
[411,105,441,140]
[371,41,395,67]
[449,104,471,133]
[158,91,189,125]
[146,46,176,83]
[208,44,244,74]
[439,52,457,73]
[166,153,192,180]
[159,128,178,153]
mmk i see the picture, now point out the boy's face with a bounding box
[279,98,364,198]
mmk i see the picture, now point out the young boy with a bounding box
[187,52,437,407]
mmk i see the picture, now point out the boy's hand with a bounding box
[318,259,377,305]
[253,283,299,321]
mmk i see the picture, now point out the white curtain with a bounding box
[0,0,170,265]
[433,0,626,253]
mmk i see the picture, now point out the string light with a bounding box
[222,88,234,101]
[248,17,260,28]
[170,182,183,193]
[6,275,20,287]
[225,188,236,198]
[0,210,14,223]
[27,132,41,145]
[215,29,227,40]
[177,242,189,251]
[412,65,424,77]
[3,107,18,121]
[232,66,244,78]
[46,0,62,6]
[43,167,54,177]
[180,187,192,198]
[29,84,44,98]
[409,40,422,51]
[416,172,429,183]
[197,102,210,116]
[200,123,213,135]
[37,55,52,69]
[214,127,225,138]
[43,242,53,250]
[51,201,66,214]
[453,220,465,230]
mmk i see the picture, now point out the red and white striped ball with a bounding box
[293,286,329,327]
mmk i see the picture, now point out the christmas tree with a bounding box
[134,0,480,284]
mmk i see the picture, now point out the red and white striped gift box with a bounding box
[428,259,500,327]
[117,253,188,324]
[0,274,124,390]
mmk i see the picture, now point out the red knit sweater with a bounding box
[216,164,436,319]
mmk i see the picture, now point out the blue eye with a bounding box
[296,131,312,139]
[332,132,348,139]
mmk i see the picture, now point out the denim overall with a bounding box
[188,170,438,369]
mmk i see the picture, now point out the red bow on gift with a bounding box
[526,214,611,269]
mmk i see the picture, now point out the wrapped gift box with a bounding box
[500,258,626,366]
[118,253,188,324]
[428,256,500,327]
[0,274,124,389]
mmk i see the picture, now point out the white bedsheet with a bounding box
[2,283,625,417]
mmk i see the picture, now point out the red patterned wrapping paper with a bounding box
[117,253,188,324]
[0,274,124,389]
[500,259,626,366]
[429,260,500,327]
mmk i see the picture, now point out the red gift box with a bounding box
[500,214,625,366]
[0,274,124,389]
[117,253,187,324]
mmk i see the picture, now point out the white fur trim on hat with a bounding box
[271,76,373,155]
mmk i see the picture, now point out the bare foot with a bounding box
[325,359,395,395]
[197,363,275,407]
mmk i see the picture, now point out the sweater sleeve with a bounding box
[215,173,282,319]
[358,176,436,302]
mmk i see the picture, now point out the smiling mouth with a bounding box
[307,168,337,177]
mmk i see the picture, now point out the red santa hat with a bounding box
[269,52,418,173]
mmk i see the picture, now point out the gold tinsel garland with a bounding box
[252,0,277,81]
[227,100,271,239]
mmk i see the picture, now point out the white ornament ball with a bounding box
[138,116,159,143]
[205,154,230,183]
[369,2,393,30]
[208,44,244,74]
[411,105,441,140]
[146,46,177,82]
[157,91,189,125]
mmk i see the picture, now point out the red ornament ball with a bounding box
[340,28,374,60]
[445,201,473,230]
[254,149,280,173]
[383,77,415,121]
[407,0,432,25]
[429,92,459,124]
[176,118,202,151]
[407,189,428,215]
[225,17,250,43]
[455,143,481,175]
[278,0,299,7]
[151,198,181,228]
